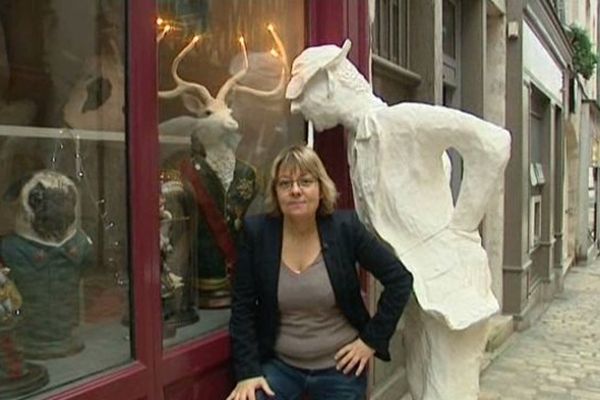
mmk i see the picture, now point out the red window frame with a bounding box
[45,1,369,399]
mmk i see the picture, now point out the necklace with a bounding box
[283,252,321,275]
[288,266,302,275]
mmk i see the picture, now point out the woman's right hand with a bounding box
[225,376,275,400]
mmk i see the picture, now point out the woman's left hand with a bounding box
[334,338,375,376]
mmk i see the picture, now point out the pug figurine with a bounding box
[1,170,93,359]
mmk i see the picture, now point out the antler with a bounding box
[158,35,214,104]
[215,36,250,101]
[157,23,289,140]
[156,18,171,43]
[217,24,289,101]
[267,23,289,68]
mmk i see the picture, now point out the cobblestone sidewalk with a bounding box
[479,260,600,400]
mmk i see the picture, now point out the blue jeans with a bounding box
[256,358,367,400]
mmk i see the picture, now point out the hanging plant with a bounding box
[569,24,599,80]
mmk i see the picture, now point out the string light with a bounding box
[48,128,122,275]
[157,23,172,43]
[266,23,288,67]
[50,130,66,170]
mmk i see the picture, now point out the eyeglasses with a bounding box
[276,177,317,191]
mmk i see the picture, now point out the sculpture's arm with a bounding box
[418,106,511,232]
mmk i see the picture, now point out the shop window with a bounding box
[569,77,576,114]
[528,180,544,250]
[373,0,408,67]
[529,162,546,187]
[155,0,306,348]
[442,0,460,88]
[530,90,545,167]
[528,87,547,253]
[442,0,456,59]
[551,0,566,23]
[0,1,130,398]
[588,167,597,241]
[529,195,542,248]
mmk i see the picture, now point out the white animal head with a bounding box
[286,39,372,131]
[158,25,289,146]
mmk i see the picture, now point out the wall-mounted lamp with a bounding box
[507,21,520,40]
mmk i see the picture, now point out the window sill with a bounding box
[372,55,421,87]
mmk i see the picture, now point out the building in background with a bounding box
[368,0,599,398]
[0,1,598,399]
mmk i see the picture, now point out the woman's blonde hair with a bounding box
[266,145,338,216]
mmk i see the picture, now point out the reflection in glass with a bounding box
[157,0,306,347]
[443,0,456,58]
[0,1,130,398]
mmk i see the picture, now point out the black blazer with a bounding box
[229,210,413,381]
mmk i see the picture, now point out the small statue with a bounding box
[286,40,511,400]
[159,170,199,329]
[0,267,20,323]
[117,177,193,337]
[159,187,184,328]
[1,170,93,359]
[183,117,257,309]
[0,267,49,398]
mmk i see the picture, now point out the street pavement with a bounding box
[479,260,600,400]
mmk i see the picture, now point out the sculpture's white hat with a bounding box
[285,39,352,100]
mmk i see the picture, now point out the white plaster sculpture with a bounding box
[286,40,511,400]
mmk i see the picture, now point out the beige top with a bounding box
[274,254,358,369]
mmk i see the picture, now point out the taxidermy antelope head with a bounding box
[156,22,289,150]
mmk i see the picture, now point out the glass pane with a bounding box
[442,0,456,58]
[0,1,131,398]
[156,0,306,348]
[380,0,389,59]
[392,0,399,63]
[373,0,380,55]
[530,115,543,165]
[589,167,596,241]
[400,0,408,66]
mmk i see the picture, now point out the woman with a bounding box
[227,145,413,400]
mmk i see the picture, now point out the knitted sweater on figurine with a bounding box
[1,171,92,358]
